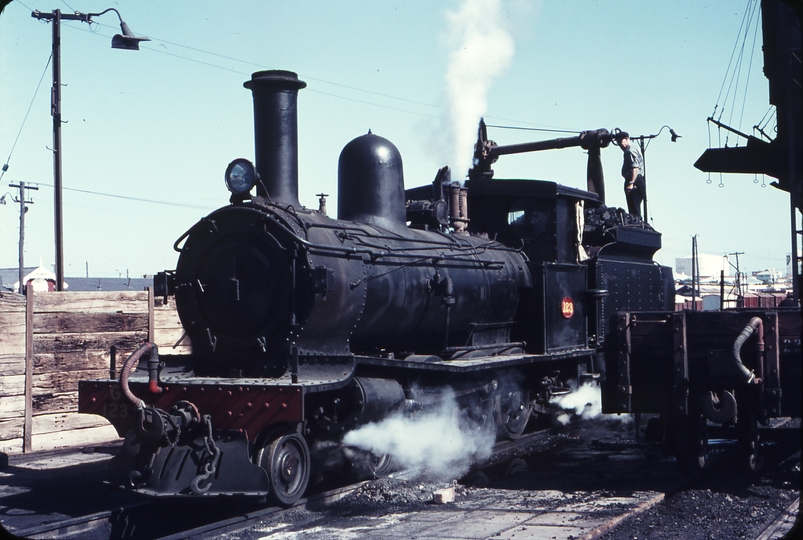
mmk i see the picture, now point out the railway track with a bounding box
[4,420,798,540]
[4,426,559,540]
[10,483,363,540]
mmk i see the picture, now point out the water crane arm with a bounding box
[469,119,612,201]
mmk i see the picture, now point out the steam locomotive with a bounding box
[78,70,800,505]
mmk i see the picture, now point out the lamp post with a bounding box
[31,8,148,291]
[626,125,680,223]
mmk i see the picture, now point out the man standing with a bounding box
[616,131,645,218]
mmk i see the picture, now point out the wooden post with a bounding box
[109,345,117,381]
[147,286,155,344]
[23,282,33,453]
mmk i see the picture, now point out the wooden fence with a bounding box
[0,287,188,454]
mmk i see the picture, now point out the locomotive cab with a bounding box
[407,177,597,355]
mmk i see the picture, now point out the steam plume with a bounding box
[551,382,602,425]
[444,0,515,179]
[342,389,495,480]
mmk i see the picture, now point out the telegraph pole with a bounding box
[8,182,39,294]
[31,7,148,291]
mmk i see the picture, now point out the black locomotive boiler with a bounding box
[78,70,799,505]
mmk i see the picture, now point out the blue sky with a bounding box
[0,0,792,279]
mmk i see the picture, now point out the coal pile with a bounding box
[329,477,470,512]
[600,430,801,540]
[583,205,654,248]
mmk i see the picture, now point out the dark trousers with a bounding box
[625,175,646,218]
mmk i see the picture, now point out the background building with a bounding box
[0,265,152,292]
[675,254,729,281]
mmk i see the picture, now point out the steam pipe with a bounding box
[732,317,763,383]
[442,276,455,350]
[119,342,157,409]
[147,345,163,394]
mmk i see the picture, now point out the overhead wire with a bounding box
[66,15,579,132]
[58,21,445,118]
[84,18,447,113]
[705,0,763,190]
[712,0,761,142]
[737,3,762,134]
[12,0,33,11]
[8,1,587,143]
[484,124,583,135]
[3,0,589,213]
[723,7,750,131]
[34,182,216,210]
[0,53,52,184]
[59,0,77,13]
[711,0,755,120]
[733,3,759,137]
[754,105,776,142]
[712,0,755,121]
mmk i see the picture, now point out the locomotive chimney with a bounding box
[244,70,307,207]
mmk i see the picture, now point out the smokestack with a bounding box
[244,70,307,207]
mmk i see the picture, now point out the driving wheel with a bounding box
[498,389,531,440]
[258,430,310,506]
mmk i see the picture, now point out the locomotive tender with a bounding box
[78,70,800,505]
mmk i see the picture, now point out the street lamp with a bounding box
[621,125,681,222]
[31,8,149,291]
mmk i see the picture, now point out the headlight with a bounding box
[225,158,257,195]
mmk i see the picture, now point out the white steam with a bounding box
[551,382,603,425]
[444,0,515,180]
[342,390,495,480]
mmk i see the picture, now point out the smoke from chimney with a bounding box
[444,0,515,180]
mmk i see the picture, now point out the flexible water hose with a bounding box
[732,317,763,384]
[119,342,157,409]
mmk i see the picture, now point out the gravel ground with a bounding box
[599,453,801,539]
[224,419,799,540]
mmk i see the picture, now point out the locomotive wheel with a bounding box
[368,452,394,477]
[257,430,310,506]
[744,420,763,473]
[342,446,394,480]
[673,407,709,473]
[736,394,763,473]
[459,396,495,436]
[498,390,531,440]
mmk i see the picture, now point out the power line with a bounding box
[13,0,34,11]
[1,53,52,184]
[34,182,216,210]
[59,0,77,13]
[57,20,448,119]
[310,89,444,119]
[484,123,582,135]
[8,1,592,136]
[53,12,579,132]
[86,18,446,113]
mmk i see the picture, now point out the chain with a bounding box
[190,415,221,494]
